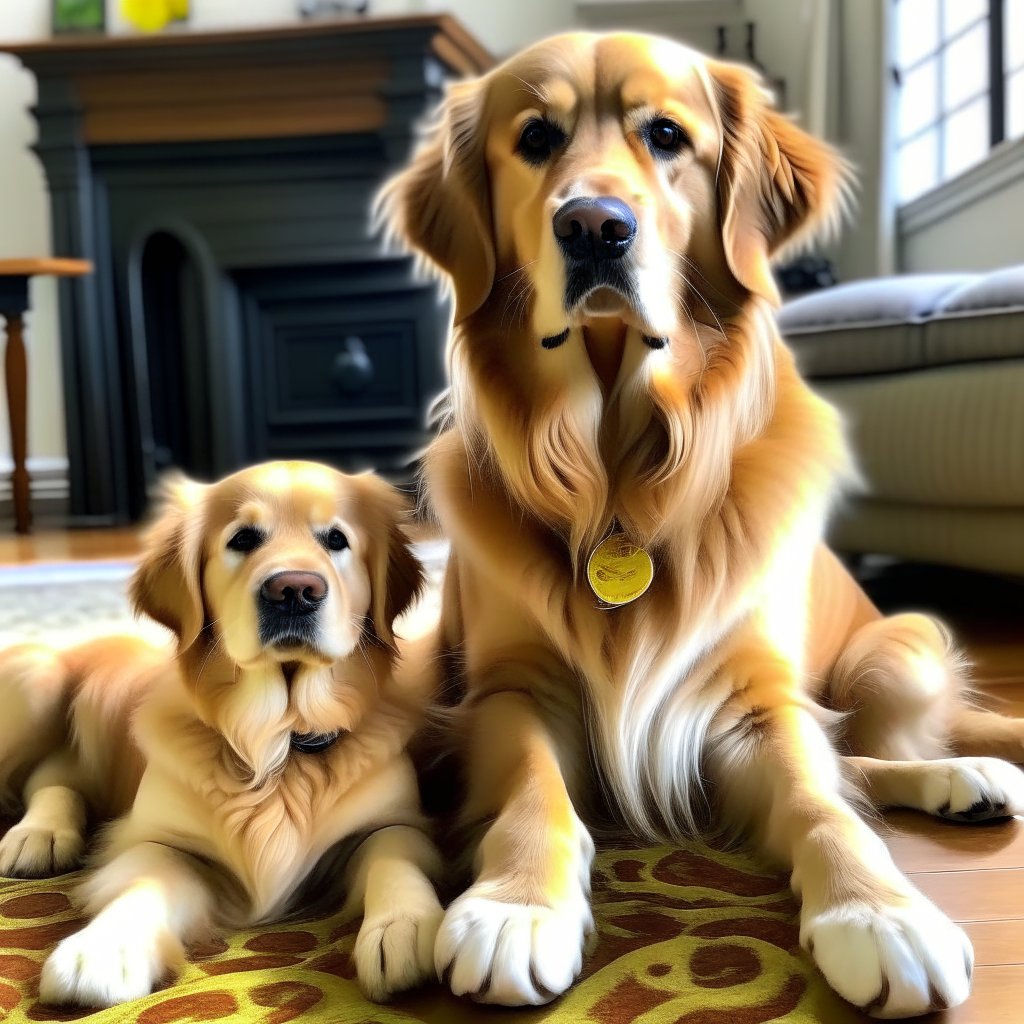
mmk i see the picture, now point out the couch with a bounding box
[778,264,1024,577]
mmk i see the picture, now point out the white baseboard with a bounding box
[0,456,70,526]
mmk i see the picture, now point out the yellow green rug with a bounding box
[0,841,863,1024]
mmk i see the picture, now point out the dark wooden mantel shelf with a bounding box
[2,16,491,146]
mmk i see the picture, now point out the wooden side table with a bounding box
[1,258,92,533]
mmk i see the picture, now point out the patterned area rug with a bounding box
[0,554,858,1024]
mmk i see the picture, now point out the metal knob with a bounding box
[332,336,373,395]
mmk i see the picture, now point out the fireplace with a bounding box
[5,17,490,523]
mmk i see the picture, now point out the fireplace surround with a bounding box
[5,16,490,523]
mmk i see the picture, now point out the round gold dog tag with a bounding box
[587,533,654,606]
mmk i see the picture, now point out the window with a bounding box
[893,0,1024,204]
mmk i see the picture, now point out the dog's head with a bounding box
[381,31,849,341]
[380,33,851,557]
[130,462,423,671]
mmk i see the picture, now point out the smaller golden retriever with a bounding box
[0,461,442,1007]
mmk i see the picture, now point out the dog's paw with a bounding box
[39,922,181,1008]
[802,895,973,1018]
[920,757,1024,822]
[435,890,594,1006]
[0,823,83,878]
[355,900,444,1002]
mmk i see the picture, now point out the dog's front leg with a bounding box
[710,646,973,1019]
[436,688,595,1006]
[39,842,214,1008]
[344,824,445,1002]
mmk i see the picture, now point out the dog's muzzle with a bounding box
[258,570,327,649]
[553,196,639,311]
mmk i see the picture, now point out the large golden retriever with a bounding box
[0,462,443,1007]
[380,32,1024,1018]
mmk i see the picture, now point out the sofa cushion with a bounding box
[817,360,1024,508]
[779,274,972,378]
[925,264,1024,367]
[829,500,1024,577]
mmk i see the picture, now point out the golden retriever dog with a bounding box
[379,32,1024,1018]
[0,461,444,1007]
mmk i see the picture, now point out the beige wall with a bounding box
[828,0,896,283]
[898,139,1024,272]
[0,1,63,470]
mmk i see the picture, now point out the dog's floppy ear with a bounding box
[130,474,207,649]
[355,475,425,648]
[376,78,495,324]
[707,61,852,306]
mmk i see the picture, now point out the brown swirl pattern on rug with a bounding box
[0,839,863,1024]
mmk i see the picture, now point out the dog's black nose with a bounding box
[260,571,327,614]
[553,197,637,261]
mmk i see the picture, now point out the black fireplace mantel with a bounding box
[3,16,491,523]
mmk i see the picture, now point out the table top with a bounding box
[0,258,92,278]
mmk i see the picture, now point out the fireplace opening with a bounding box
[136,230,213,487]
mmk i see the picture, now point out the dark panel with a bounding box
[237,261,445,475]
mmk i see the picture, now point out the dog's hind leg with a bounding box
[828,613,1024,823]
[828,613,967,762]
[947,704,1024,762]
[0,645,87,877]
[845,754,1024,822]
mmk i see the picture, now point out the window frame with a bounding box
[893,0,1017,204]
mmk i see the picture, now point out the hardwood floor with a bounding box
[0,525,141,564]
[1,532,1022,1021]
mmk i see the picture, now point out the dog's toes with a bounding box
[924,758,1024,823]
[435,891,591,1006]
[39,923,178,1008]
[941,797,1008,823]
[355,901,444,1003]
[803,895,973,1018]
[0,824,83,878]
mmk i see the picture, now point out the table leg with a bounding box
[3,312,31,533]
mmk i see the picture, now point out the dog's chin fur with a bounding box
[176,646,382,793]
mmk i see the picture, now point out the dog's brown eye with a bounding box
[324,528,349,552]
[227,526,263,554]
[648,119,689,156]
[517,118,565,165]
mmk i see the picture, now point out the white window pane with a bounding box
[899,58,939,137]
[1009,69,1024,138]
[1007,0,1024,72]
[943,21,989,109]
[944,96,990,178]
[897,0,940,68]
[899,130,940,203]
[943,0,987,37]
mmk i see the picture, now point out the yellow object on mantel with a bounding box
[120,0,188,32]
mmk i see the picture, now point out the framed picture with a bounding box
[53,0,105,33]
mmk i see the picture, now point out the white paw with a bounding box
[435,890,594,1006]
[355,900,444,1002]
[803,896,973,1018]
[0,822,83,877]
[921,757,1024,821]
[39,921,179,1008]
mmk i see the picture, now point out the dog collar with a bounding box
[290,731,342,754]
